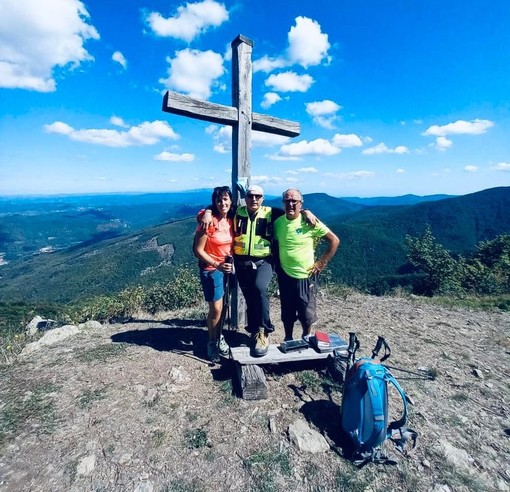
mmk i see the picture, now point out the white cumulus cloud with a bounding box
[44,120,179,147]
[253,16,330,74]
[306,100,340,117]
[267,154,301,161]
[362,143,409,155]
[155,151,194,162]
[145,0,228,42]
[493,162,510,171]
[45,121,73,135]
[250,175,271,184]
[261,92,282,109]
[112,51,127,69]
[464,165,478,172]
[265,71,314,93]
[434,136,453,151]
[110,116,128,127]
[253,55,287,73]
[332,133,363,148]
[306,100,341,129]
[207,124,289,153]
[160,48,224,100]
[393,146,409,154]
[271,133,363,160]
[253,132,290,147]
[423,119,494,136]
[287,16,331,68]
[0,0,99,92]
[280,138,340,157]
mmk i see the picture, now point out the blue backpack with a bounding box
[339,334,418,465]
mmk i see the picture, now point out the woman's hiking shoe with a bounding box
[207,341,220,363]
[218,335,230,357]
[252,328,269,357]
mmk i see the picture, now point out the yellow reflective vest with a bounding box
[234,206,274,258]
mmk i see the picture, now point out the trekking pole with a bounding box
[371,336,391,362]
[217,255,233,344]
[224,268,232,330]
[346,332,359,371]
[371,336,384,359]
[382,364,436,380]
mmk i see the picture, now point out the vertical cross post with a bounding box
[162,34,300,329]
[230,35,253,329]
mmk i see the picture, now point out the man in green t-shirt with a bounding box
[273,188,340,341]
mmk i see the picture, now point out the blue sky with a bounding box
[1,0,509,198]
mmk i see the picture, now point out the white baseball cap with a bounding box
[246,184,264,195]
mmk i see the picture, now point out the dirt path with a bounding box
[1,292,509,491]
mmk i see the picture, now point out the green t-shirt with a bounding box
[273,215,330,279]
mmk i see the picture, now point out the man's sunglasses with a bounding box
[283,199,301,204]
[247,194,262,200]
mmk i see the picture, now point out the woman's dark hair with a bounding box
[210,186,234,218]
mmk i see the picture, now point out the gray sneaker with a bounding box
[218,334,230,356]
[207,341,220,363]
[252,328,269,357]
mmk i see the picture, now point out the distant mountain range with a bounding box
[0,190,453,263]
[1,187,508,304]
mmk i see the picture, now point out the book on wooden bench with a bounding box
[279,338,310,353]
[310,331,348,353]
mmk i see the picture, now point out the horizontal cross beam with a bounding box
[162,91,300,138]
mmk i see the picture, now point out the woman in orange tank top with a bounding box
[193,186,234,362]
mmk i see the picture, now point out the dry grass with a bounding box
[0,291,508,491]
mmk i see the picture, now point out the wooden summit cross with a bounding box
[162,34,300,328]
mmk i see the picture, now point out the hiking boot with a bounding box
[252,328,269,357]
[207,341,220,363]
[218,334,230,357]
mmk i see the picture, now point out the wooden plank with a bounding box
[252,113,300,137]
[235,363,268,400]
[162,91,237,125]
[230,36,252,331]
[231,344,333,365]
[163,92,300,138]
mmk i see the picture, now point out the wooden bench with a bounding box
[230,344,334,400]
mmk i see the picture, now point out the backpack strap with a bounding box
[385,372,409,433]
[390,427,418,454]
[385,372,419,453]
[353,448,398,467]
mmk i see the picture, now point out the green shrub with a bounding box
[66,294,127,323]
[142,267,202,313]
[63,266,201,322]
[406,230,510,296]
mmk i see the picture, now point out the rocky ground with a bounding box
[0,291,509,492]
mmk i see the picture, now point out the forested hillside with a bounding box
[0,218,197,303]
[339,186,510,252]
[316,187,510,290]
